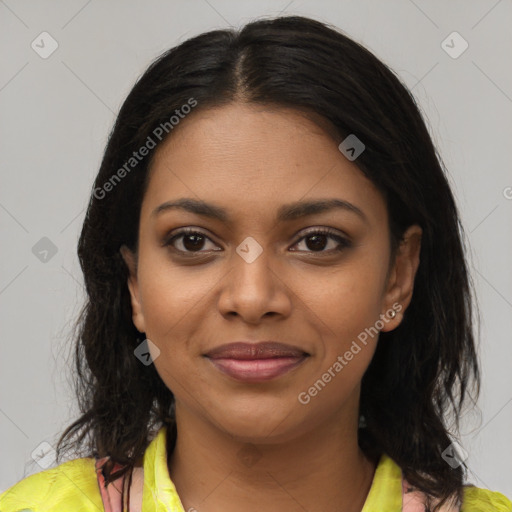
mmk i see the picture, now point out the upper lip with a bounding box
[204,342,309,360]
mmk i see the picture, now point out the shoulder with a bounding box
[461,485,512,512]
[0,457,103,511]
[383,452,511,512]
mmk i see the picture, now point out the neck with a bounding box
[167,404,377,512]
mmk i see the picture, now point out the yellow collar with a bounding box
[142,425,402,512]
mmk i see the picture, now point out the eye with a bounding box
[163,228,220,255]
[291,227,351,254]
[163,227,351,256]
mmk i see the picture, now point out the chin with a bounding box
[211,402,308,444]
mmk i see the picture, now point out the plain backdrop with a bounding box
[1,0,511,498]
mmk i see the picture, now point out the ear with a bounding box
[120,245,146,334]
[380,225,422,332]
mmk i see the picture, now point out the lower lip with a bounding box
[206,356,307,382]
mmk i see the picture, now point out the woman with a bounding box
[1,14,510,512]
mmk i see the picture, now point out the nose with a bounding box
[216,238,292,324]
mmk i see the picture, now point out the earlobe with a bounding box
[380,225,422,332]
[120,245,146,334]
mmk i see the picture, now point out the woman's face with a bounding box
[122,102,421,443]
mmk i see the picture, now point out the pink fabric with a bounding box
[402,478,429,511]
[402,478,462,512]
[95,456,126,512]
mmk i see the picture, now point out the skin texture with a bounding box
[121,102,422,512]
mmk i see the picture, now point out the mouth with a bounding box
[203,341,310,383]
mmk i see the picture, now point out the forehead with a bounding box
[141,102,387,226]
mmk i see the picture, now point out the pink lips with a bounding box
[204,342,309,382]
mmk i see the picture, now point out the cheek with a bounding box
[137,246,213,332]
[307,256,388,346]
[136,259,211,396]
[294,266,386,412]
[295,250,389,404]
[135,249,228,389]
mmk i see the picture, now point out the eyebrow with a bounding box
[151,197,367,223]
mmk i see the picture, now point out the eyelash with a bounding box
[163,227,351,256]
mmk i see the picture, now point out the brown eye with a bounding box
[291,228,351,254]
[164,229,220,254]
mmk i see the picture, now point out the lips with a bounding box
[204,342,309,382]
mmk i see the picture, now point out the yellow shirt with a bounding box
[1,425,510,511]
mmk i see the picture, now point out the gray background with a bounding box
[1,0,511,498]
